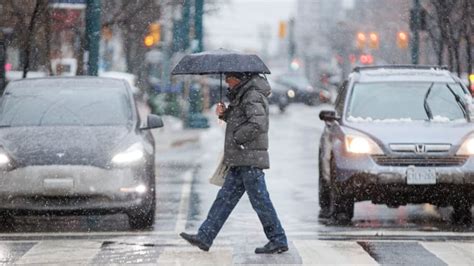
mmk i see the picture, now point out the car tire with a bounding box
[279,104,287,113]
[278,96,288,113]
[0,211,14,231]
[452,196,472,225]
[128,192,156,230]
[329,158,354,224]
[318,150,330,218]
[128,164,156,230]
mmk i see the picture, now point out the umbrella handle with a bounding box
[220,73,223,102]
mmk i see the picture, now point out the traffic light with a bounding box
[278,21,287,39]
[356,32,366,50]
[369,32,379,49]
[144,22,161,48]
[397,31,409,49]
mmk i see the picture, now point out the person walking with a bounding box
[180,72,288,254]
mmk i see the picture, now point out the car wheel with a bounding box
[278,96,288,113]
[318,150,330,218]
[128,192,156,230]
[0,211,14,231]
[128,164,156,230]
[452,196,472,225]
[329,158,354,224]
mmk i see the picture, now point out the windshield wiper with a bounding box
[423,82,434,120]
[446,84,470,122]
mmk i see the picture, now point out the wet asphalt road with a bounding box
[0,104,473,264]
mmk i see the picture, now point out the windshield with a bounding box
[346,82,468,121]
[0,87,133,126]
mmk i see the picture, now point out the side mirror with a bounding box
[141,114,164,130]
[319,110,339,122]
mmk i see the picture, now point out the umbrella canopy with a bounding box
[171,48,271,75]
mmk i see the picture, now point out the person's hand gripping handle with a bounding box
[216,102,227,118]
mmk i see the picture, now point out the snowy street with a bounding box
[0,104,472,264]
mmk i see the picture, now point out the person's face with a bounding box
[225,75,241,89]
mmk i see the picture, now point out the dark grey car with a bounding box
[0,77,163,230]
[319,65,474,224]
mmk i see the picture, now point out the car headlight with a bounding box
[112,143,144,164]
[0,153,10,165]
[345,134,383,155]
[287,89,295,98]
[457,137,474,155]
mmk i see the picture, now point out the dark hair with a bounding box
[225,72,251,80]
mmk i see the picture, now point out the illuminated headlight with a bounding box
[287,89,295,98]
[457,137,474,155]
[0,153,10,165]
[120,184,147,194]
[345,134,383,155]
[112,143,144,164]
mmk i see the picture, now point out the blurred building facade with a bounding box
[295,0,415,84]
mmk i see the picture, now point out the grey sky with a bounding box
[204,0,296,53]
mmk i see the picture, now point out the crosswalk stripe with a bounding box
[421,242,474,265]
[15,240,102,265]
[157,247,233,265]
[3,239,474,264]
[175,170,194,233]
[293,240,378,265]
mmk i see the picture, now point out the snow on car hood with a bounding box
[344,120,474,144]
[0,126,133,168]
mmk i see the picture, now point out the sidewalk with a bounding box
[136,99,212,151]
[153,116,205,152]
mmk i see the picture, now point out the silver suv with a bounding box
[318,65,473,224]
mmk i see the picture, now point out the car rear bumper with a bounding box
[0,165,151,213]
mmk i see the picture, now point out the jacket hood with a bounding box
[228,75,271,104]
[244,75,272,97]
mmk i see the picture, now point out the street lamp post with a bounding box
[86,0,100,76]
[410,0,421,65]
[0,38,5,91]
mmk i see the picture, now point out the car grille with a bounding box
[371,155,468,167]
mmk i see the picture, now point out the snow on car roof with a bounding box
[7,77,128,93]
[357,68,455,83]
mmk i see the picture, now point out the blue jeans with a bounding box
[197,166,287,247]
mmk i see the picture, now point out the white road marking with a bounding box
[16,240,102,265]
[293,240,378,265]
[175,170,194,233]
[421,242,474,265]
[0,230,473,239]
[319,230,474,237]
[157,247,233,266]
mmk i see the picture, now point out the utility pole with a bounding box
[173,0,191,52]
[288,18,296,62]
[410,0,421,65]
[0,38,5,91]
[194,0,204,53]
[86,0,100,76]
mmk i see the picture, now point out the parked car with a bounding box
[318,65,474,224]
[268,78,291,112]
[0,77,163,230]
[274,73,319,106]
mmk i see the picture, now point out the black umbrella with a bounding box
[171,48,271,101]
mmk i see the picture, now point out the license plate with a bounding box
[43,178,74,191]
[406,167,436,185]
